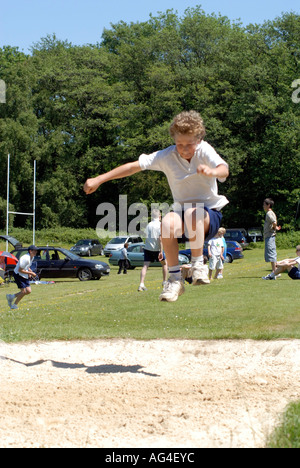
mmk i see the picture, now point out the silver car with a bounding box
[104,235,143,257]
[70,239,104,257]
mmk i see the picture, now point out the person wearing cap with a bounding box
[6,245,38,310]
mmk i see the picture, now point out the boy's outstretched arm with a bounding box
[84,160,142,195]
[197,163,229,179]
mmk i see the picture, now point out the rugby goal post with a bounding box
[6,154,36,250]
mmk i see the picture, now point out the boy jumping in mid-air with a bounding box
[84,110,229,302]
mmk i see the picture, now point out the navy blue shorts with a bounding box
[144,249,166,263]
[288,267,300,280]
[177,207,223,243]
[13,272,31,289]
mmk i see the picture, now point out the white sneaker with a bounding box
[159,278,185,302]
[6,294,14,308]
[138,285,147,292]
[192,263,210,285]
[262,274,275,280]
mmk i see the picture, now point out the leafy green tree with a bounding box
[0,10,299,232]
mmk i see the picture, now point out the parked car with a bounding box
[7,247,110,281]
[109,243,190,269]
[224,229,249,247]
[179,240,244,264]
[0,234,23,250]
[70,239,104,257]
[247,227,263,243]
[104,235,143,257]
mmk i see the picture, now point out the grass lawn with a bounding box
[267,401,300,448]
[0,248,299,342]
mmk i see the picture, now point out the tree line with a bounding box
[0,7,299,233]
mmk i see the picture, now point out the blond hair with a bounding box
[218,227,226,236]
[169,110,206,140]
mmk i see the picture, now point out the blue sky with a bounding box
[0,0,298,54]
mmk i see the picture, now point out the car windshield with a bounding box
[225,231,239,239]
[76,240,91,246]
[59,248,80,260]
[109,237,128,244]
[128,244,144,253]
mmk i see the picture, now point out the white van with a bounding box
[103,235,143,257]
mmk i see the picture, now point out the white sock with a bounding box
[269,272,275,278]
[191,255,204,265]
[169,265,182,281]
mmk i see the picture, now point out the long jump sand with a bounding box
[0,339,299,448]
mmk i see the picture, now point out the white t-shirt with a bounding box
[208,238,224,257]
[295,257,300,270]
[144,219,161,252]
[139,141,229,210]
[14,254,33,279]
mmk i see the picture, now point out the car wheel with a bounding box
[78,268,93,281]
[225,253,233,263]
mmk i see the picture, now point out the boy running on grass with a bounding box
[84,110,229,302]
[6,245,38,309]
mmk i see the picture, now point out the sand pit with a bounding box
[0,339,299,448]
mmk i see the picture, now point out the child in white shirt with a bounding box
[208,229,225,280]
[84,111,229,302]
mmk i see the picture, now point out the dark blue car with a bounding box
[179,241,244,263]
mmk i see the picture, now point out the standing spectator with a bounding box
[217,227,227,279]
[118,243,129,274]
[138,209,168,291]
[208,230,225,280]
[263,198,281,274]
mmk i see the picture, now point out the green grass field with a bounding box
[1,248,299,342]
[267,401,300,448]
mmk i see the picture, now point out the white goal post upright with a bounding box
[6,154,36,250]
